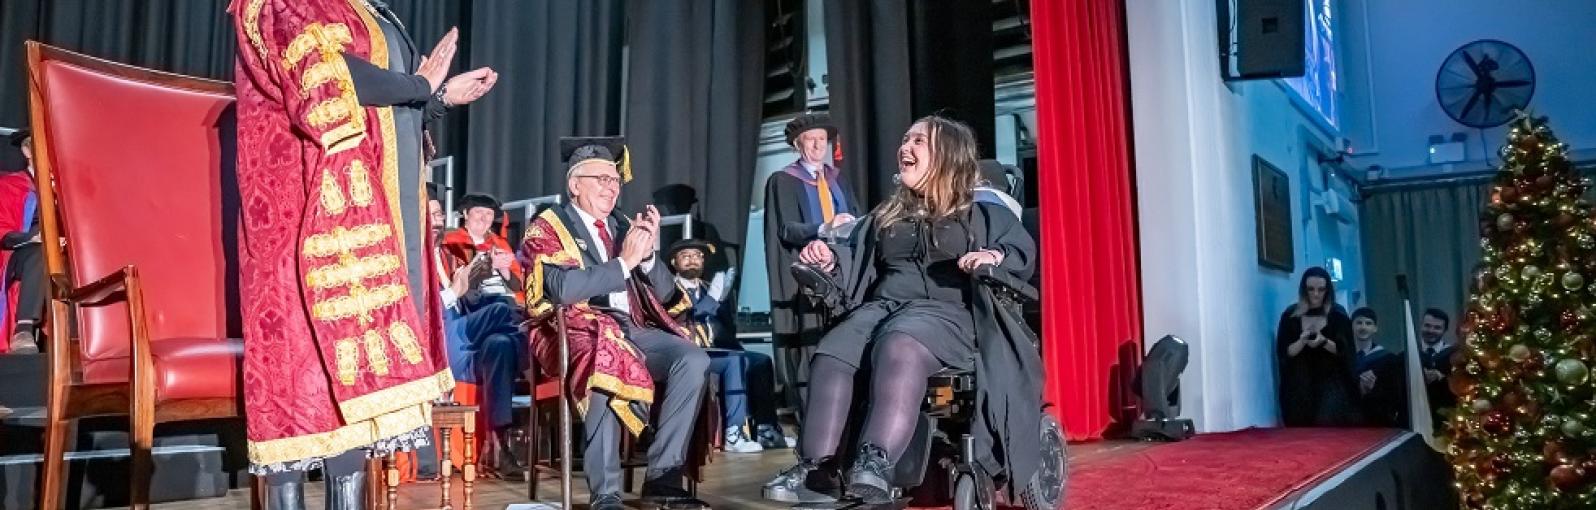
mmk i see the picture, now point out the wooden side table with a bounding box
[372,403,479,510]
[431,404,479,510]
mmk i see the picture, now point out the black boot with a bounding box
[325,470,367,510]
[265,480,305,510]
[847,443,894,505]
[495,427,528,481]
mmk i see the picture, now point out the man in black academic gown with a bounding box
[762,112,860,410]
[1419,308,1458,425]
[1350,308,1406,427]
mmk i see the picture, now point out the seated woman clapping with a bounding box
[763,115,1037,505]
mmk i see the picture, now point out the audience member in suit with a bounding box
[1419,308,1459,426]
[1350,308,1406,427]
[664,239,795,453]
[1275,267,1360,427]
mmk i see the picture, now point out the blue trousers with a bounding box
[706,349,781,429]
[707,351,748,427]
[454,301,528,430]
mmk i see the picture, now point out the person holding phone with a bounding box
[440,193,523,305]
[1275,267,1360,427]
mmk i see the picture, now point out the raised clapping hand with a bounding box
[799,239,835,272]
[619,205,662,268]
[416,28,458,91]
[416,27,498,106]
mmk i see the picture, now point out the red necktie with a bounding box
[594,219,616,258]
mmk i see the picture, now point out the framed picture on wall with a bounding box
[1253,155,1294,272]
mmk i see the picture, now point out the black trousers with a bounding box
[4,244,43,324]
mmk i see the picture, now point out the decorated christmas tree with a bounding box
[1450,114,1596,508]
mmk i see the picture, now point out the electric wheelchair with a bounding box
[786,254,1066,510]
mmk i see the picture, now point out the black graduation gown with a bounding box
[763,168,858,342]
[1275,305,1361,427]
[1352,346,1408,427]
[1420,344,1459,424]
[830,203,1040,498]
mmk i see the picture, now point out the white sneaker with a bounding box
[724,426,765,453]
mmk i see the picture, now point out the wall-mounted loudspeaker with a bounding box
[1218,0,1305,81]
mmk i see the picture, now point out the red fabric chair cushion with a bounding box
[80,337,242,402]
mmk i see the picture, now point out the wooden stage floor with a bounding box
[122,442,1151,510]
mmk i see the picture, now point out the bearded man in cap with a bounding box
[763,112,860,411]
[665,238,795,453]
[518,136,711,510]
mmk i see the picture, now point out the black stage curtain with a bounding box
[464,0,626,203]
[823,0,914,207]
[823,0,997,207]
[623,0,766,251]
[0,0,763,247]
[0,0,235,127]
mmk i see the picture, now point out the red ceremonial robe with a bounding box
[519,208,686,435]
[231,0,452,471]
[439,228,525,304]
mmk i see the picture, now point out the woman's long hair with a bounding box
[1293,266,1337,317]
[873,115,982,228]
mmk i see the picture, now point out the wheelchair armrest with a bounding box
[973,264,1039,303]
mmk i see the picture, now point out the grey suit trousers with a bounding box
[584,324,710,497]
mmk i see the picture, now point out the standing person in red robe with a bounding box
[230,1,496,508]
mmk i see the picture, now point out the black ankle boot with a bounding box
[847,443,894,504]
[325,470,367,510]
[266,480,305,510]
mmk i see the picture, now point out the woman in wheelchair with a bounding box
[763,115,1039,506]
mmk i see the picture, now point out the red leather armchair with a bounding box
[24,42,244,510]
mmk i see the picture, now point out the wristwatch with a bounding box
[432,82,451,107]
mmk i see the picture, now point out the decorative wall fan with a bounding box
[1435,39,1535,128]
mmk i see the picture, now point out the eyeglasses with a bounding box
[574,174,622,186]
[676,252,705,260]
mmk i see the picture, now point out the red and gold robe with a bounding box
[231,0,452,471]
[519,208,688,435]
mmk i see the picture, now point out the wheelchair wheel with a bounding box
[1019,413,1069,510]
[952,473,982,510]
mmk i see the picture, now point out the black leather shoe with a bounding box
[591,493,626,510]
[325,470,367,510]
[641,468,711,509]
[847,443,894,505]
[265,480,305,510]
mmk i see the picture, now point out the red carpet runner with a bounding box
[1062,428,1399,510]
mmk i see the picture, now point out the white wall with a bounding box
[1340,0,1596,176]
[1127,0,1366,432]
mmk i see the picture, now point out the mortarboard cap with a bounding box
[785,113,837,146]
[8,128,31,148]
[457,193,501,212]
[667,238,715,261]
[560,136,631,183]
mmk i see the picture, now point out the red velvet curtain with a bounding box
[1033,0,1143,441]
